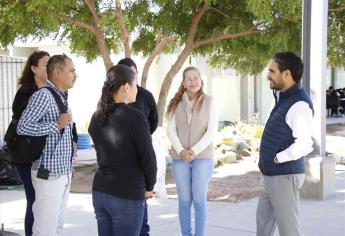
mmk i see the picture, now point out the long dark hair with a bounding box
[94,64,135,125]
[18,50,50,92]
[166,66,205,117]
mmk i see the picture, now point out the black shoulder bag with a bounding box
[4,87,67,165]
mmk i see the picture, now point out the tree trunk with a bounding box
[115,0,131,58]
[95,29,113,71]
[141,35,177,88]
[157,48,193,125]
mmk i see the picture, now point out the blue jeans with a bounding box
[16,164,35,236]
[92,191,145,236]
[172,159,213,236]
[139,200,149,236]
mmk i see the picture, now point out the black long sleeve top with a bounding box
[129,86,158,134]
[12,88,37,119]
[89,103,157,200]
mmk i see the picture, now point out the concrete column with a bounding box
[240,75,248,121]
[301,0,335,199]
[240,75,255,122]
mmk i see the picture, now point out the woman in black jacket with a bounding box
[9,50,50,236]
[88,64,157,236]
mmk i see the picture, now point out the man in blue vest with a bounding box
[256,52,314,236]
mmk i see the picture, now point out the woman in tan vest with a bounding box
[166,66,218,236]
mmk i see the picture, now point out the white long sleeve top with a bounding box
[167,98,219,156]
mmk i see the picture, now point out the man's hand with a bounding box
[57,113,72,130]
[72,142,78,160]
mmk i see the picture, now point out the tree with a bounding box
[1,0,344,125]
[131,0,345,122]
[0,0,179,123]
[328,0,345,67]
[129,0,303,123]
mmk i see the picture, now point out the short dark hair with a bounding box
[272,52,303,82]
[47,54,71,80]
[117,58,137,72]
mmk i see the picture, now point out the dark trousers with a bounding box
[15,164,35,236]
[139,200,149,236]
[93,191,145,236]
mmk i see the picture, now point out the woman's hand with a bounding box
[179,149,195,162]
[145,191,155,199]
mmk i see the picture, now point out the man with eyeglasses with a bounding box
[17,54,77,236]
[118,58,158,236]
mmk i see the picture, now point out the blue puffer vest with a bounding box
[259,83,313,176]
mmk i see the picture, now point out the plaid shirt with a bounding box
[17,81,73,175]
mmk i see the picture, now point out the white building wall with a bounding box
[5,42,316,129]
[334,68,345,89]
[256,70,274,124]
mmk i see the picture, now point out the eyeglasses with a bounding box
[184,77,201,83]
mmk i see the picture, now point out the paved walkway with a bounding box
[1,168,344,236]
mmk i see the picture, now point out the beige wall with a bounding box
[212,76,241,122]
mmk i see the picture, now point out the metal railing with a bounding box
[0,56,25,146]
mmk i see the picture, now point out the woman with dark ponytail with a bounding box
[88,64,157,236]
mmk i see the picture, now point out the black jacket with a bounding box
[12,88,37,120]
[89,103,157,200]
[129,86,158,134]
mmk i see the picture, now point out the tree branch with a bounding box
[83,0,113,70]
[141,35,177,88]
[185,2,209,46]
[194,25,261,48]
[83,0,100,27]
[329,6,345,12]
[34,8,96,34]
[115,0,131,58]
[209,7,230,18]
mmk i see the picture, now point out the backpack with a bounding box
[4,87,67,165]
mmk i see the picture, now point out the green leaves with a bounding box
[328,0,345,67]
[0,0,343,71]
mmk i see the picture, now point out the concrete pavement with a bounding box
[0,168,344,236]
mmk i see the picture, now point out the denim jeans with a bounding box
[172,159,213,236]
[16,164,35,236]
[139,200,149,236]
[93,191,145,236]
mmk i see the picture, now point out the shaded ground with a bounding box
[165,159,261,203]
[326,123,345,164]
[327,123,345,137]
[70,160,261,203]
[71,123,344,203]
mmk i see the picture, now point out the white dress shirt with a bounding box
[275,101,314,163]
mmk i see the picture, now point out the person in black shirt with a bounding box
[89,64,157,236]
[117,58,158,134]
[7,50,50,236]
[117,58,158,236]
